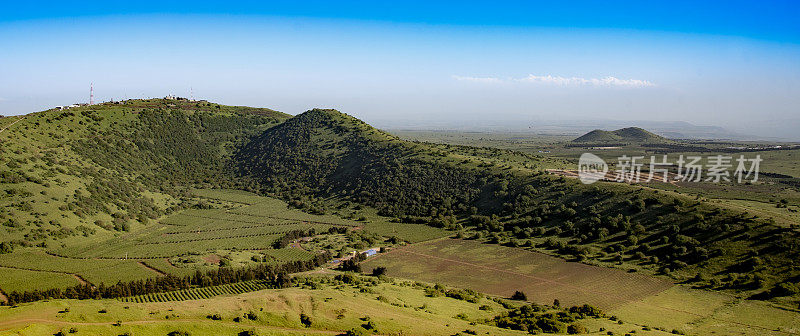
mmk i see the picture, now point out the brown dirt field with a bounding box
[362,238,673,309]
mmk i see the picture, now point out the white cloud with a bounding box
[517,74,654,87]
[451,75,502,83]
[453,74,655,88]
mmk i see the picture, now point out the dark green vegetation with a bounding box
[572,127,670,144]
[232,109,505,217]
[491,303,601,334]
[4,251,328,305]
[230,109,800,304]
[1,99,799,312]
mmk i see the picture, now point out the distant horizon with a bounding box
[7,95,798,141]
[2,1,798,139]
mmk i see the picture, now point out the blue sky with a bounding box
[1,1,799,137]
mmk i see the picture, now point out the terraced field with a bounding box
[362,238,674,309]
[119,280,274,303]
[0,190,359,294]
[0,251,155,289]
[0,267,81,294]
[54,190,360,259]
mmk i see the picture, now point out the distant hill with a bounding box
[572,127,670,143]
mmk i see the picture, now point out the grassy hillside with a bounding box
[232,109,800,304]
[573,127,670,143]
[2,103,799,310]
[0,99,288,252]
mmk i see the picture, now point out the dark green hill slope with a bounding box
[233,109,800,299]
[573,127,669,143]
[233,109,504,217]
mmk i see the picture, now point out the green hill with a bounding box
[573,127,670,143]
[232,108,505,217]
[0,99,288,251]
[1,103,799,305]
[232,109,799,300]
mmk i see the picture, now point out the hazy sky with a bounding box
[1,1,799,135]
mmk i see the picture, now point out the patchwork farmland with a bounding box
[0,190,359,293]
[362,238,673,309]
[53,189,360,259]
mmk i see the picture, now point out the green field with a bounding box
[611,286,800,335]
[54,190,359,259]
[0,267,80,294]
[0,251,156,289]
[0,189,449,293]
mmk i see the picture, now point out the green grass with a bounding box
[0,267,81,293]
[4,272,788,335]
[0,250,155,289]
[610,286,800,335]
[53,191,359,259]
[362,221,452,243]
[0,275,650,336]
[711,198,800,227]
[192,188,268,205]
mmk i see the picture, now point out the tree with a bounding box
[511,290,527,301]
[0,242,13,254]
[371,266,387,277]
[300,313,313,327]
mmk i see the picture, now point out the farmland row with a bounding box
[191,189,267,205]
[207,210,359,227]
[134,232,288,245]
[162,220,317,234]
[0,267,82,294]
[119,280,272,303]
[230,212,359,227]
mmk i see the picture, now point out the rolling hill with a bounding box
[573,127,670,143]
[1,100,799,310]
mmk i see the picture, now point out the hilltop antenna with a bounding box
[90,83,94,105]
[190,87,194,101]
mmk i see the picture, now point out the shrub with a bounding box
[167,331,190,336]
[511,290,527,301]
[300,313,312,327]
[567,323,588,334]
[345,328,368,336]
[371,266,387,276]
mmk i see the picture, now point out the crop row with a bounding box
[119,280,271,303]
[162,219,315,234]
[192,189,271,205]
[135,231,289,245]
[226,210,359,227]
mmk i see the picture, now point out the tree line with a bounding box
[3,252,331,305]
